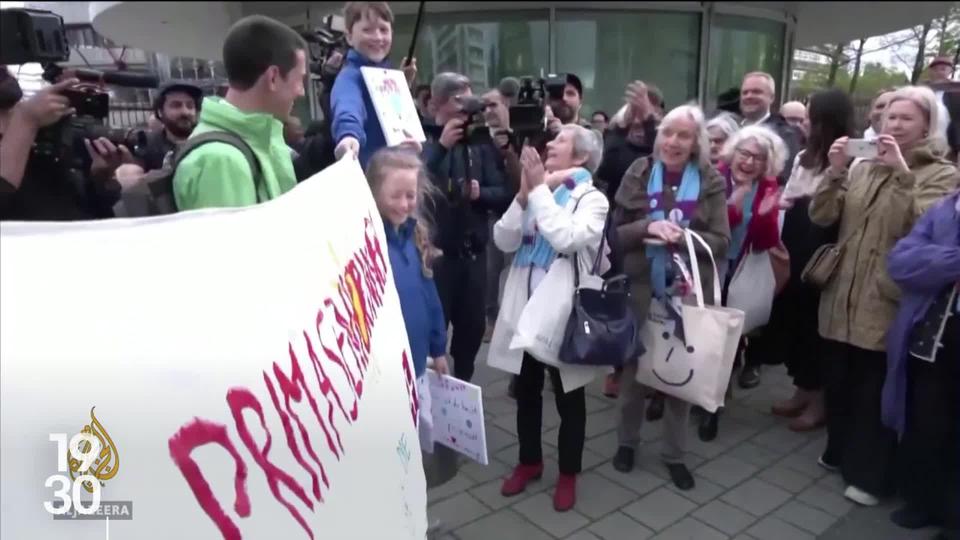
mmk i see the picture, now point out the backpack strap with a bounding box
[174,131,264,202]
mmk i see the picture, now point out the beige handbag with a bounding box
[801,202,880,289]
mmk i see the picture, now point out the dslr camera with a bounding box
[300,15,348,78]
[457,93,491,146]
[1,8,158,171]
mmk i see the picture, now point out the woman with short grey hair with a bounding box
[561,124,604,173]
[706,113,741,165]
[610,103,731,491]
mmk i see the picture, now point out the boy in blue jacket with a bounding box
[332,2,417,168]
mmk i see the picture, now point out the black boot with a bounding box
[738,364,762,389]
[891,505,941,530]
[699,410,719,442]
[646,393,665,421]
[613,447,635,473]
[666,463,695,490]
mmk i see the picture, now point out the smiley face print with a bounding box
[651,331,695,387]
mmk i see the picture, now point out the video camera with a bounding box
[1,8,159,170]
[300,15,348,79]
[510,73,571,147]
[457,93,491,145]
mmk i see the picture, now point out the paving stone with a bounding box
[731,536,758,540]
[720,478,792,517]
[585,394,613,414]
[746,516,815,540]
[572,471,638,519]
[565,530,603,540]
[777,450,828,480]
[495,444,556,467]
[596,461,665,496]
[692,499,758,535]
[454,508,553,540]
[723,403,777,429]
[580,446,608,471]
[757,464,814,494]
[428,473,478,505]
[795,484,855,517]
[587,510,654,540]
[468,477,534,511]
[750,424,807,454]
[585,409,620,438]
[774,500,839,535]
[725,441,781,468]
[815,471,846,492]
[514,492,591,538]
[428,492,491,531]
[622,486,697,531]
[584,430,621,458]
[696,455,759,488]
[650,517,729,540]
[666,474,726,505]
[492,413,518,436]
[486,424,518,453]
[460,457,510,485]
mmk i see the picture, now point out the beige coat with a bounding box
[614,157,731,322]
[809,139,959,351]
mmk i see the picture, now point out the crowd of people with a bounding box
[0,2,958,539]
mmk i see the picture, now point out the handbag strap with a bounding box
[568,189,605,289]
[682,229,723,308]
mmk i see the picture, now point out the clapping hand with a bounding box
[624,81,652,125]
[757,187,782,216]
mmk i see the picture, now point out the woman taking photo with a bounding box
[491,125,608,513]
[610,104,730,490]
[810,85,958,506]
[760,88,854,431]
[699,125,786,442]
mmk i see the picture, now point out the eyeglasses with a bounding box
[735,147,768,164]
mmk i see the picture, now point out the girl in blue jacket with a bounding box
[366,147,449,382]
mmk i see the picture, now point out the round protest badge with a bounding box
[650,198,658,210]
[669,208,684,224]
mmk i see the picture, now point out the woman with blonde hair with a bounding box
[811,85,958,506]
[610,103,730,490]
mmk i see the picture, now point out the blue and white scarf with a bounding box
[646,161,701,298]
[514,168,592,270]
[728,183,759,263]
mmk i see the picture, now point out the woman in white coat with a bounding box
[490,124,609,513]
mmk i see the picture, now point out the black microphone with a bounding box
[72,68,160,89]
[498,76,521,106]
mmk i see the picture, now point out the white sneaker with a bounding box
[844,485,879,506]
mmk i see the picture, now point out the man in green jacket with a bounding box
[174,15,308,210]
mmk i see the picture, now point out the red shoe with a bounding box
[501,463,543,497]
[553,473,577,512]
[603,373,620,398]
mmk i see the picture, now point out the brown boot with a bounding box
[789,390,826,432]
[772,388,810,418]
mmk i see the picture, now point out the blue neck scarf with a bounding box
[728,183,758,262]
[514,168,592,270]
[646,161,701,298]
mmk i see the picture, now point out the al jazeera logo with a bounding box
[45,407,133,521]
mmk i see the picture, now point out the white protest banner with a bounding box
[361,66,427,147]
[0,158,427,539]
[426,371,488,465]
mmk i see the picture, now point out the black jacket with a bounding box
[761,113,802,186]
[596,117,658,203]
[0,157,120,221]
[422,123,509,256]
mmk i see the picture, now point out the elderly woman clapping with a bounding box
[698,124,788,441]
[610,104,731,491]
[490,124,608,513]
[810,85,958,507]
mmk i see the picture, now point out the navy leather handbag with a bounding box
[559,214,643,366]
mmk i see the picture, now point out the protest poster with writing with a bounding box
[360,66,427,147]
[0,158,427,539]
[426,371,488,465]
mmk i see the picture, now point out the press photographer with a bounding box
[423,71,509,382]
[0,8,158,221]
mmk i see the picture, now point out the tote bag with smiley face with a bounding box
[635,230,745,413]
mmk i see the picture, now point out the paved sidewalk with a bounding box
[426,345,937,540]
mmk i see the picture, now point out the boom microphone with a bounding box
[68,68,160,89]
[498,76,521,106]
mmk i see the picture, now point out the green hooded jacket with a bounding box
[173,97,297,210]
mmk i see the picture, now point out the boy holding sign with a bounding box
[332,2,418,167]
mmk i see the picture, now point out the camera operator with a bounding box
[422,71,509,382]
[0,69,127,221]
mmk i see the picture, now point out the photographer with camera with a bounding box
[0,68,130,221]
[423,72,509,382]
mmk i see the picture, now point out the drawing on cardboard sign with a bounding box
[360,67,427,147]
[426,370,488,465]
